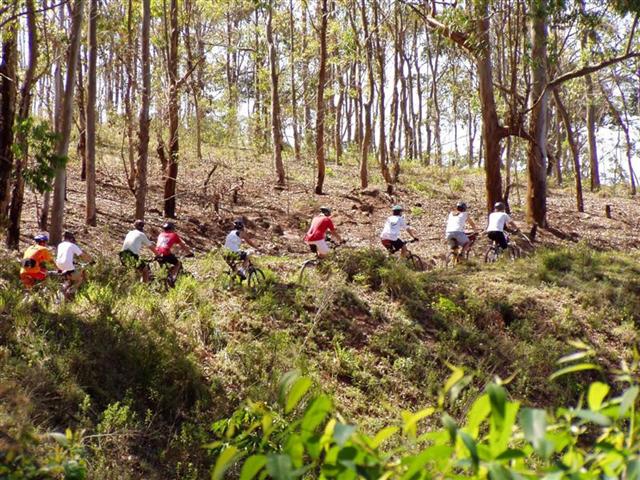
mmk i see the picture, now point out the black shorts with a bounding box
[381,238,405,253]
[119,250,148,270]
[487,231,508,249]
[156,254,179,266]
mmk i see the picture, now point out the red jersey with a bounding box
[156,232,182,256]
[304,215,335,242]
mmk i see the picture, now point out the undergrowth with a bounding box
[1,244,639,478]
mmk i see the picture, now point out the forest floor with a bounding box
[13,139,640,263]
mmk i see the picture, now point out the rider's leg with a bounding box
[141,264,151,283]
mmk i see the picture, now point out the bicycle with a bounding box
[152,252,194,289]
[47,262,92,302]
[298,239,342,282]
[484,231,522,263]
[383,238,425,271]
[224,251,266,291]
[445,232,479,268]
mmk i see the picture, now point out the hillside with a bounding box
[2,149,640,478]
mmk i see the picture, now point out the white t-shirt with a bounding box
[224,230,242,252]
[380,215,407,241]
[487,212,511,232]
[446,212,468,233]
[122,229,152,255]
[56,241,83,272]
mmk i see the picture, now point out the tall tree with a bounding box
[0,17,17,219]
[135,0,151,220]
[50,0,84,245]
[314,0,328,194]
[267,0,285,186]
[85,0,97,226]
[164,0,179,218]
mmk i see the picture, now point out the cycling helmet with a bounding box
[456,202,467,212]
[392,204,404,214]
[162,221,175,231]
[234,219,245,230]
[63,231,76,242]
[494,202,505,211]
[33,233,49,243]
[320,206,331,216]
[134,219,145,231]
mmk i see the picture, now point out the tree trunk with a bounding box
[50,0,84,245]
[359,0,374,189]
[525,0,548,227]
[135,0,151,220]
[76,57,87,181]
[476,0,503,213]
[0,20,17,220]
[289,0,301,164]
[7,0,38,249]
[314,0,328,194]
[164,0,179,218]
[85,0,97,226]
[267,1,285,186]
[373,0,392,192]
[552,88,584,212]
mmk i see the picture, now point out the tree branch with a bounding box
[0,0,70,29]
[547,51,640,89]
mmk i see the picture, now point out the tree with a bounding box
[314,0,328,194]
[0,17,17,220]
[85,0,97,226]
[267,0,285,187]
[135,0,151,220]
[49,0,84,245]
[163,0,180,218]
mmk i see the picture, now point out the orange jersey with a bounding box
[20,245,54,276]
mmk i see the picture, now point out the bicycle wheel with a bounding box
[406,253,425,271]
[298,259,317,282]
[484,246,499,263]
[508,245,522,260]
[247,268,266,290]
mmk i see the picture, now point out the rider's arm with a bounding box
[507,219,518,231]
[241,231,259,249]
[468,218,478,231]
[406,226,418,240]
[146,244,157,255]
[79,251,92,263]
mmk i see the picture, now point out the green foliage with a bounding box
[211,356,640,479]
[12,118,66,193]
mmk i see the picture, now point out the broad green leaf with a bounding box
[587,382,610,411]
[444,365,465,394]
[285,435,304,468]
[549,363,600,380]
[487,384,507,421]
[48,432,69,447]
[557,350,592,364]
[239,455,267,480]
[442,414,458,445]
[370,426,398,449]
[573,409,612,426]
[301,395,332,433]
[278,371,300,406]
[627,459,640,480]
[520,408,547,453]
[285,377,312,414]
[490,401,520,458]
[487,463,511,480]
[266,454,295,480]
[402,408,435,438]
[212,446,241,480]
[459,431,478,468]
[465,394,491,439]
[333,423,356,447]
[495,448,526,461]
[619,386,639,417]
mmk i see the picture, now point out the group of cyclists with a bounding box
[18,200,519,292]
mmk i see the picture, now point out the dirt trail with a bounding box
[12,152,640,262]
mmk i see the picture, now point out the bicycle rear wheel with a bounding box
[298,259,317,282]
[444,251,457,268]
[484,247,499,263]
[406,253,425,271]
[508,245,522,260]
[248,268,266,290]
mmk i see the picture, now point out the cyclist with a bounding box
[155,221,191,280]
[20,233,55,289]
[487,202,518,250]
[380,205,418,257]
[445,201,478,256]
[223,219,259,279]
[55,231,93,292]
[120,219,156,282]
[303,206,342,258]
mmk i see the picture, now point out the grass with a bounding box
[2,243,640,478]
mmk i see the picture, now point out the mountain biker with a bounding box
[155,222,191,280]
[223,219,259,279]
[487,202,518,250]
[20,233,55,289]
[55,231,93,292]
[380,205,418,257]
[445,201,478,256]
[304,206,342,258]
[120,219,156,282]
